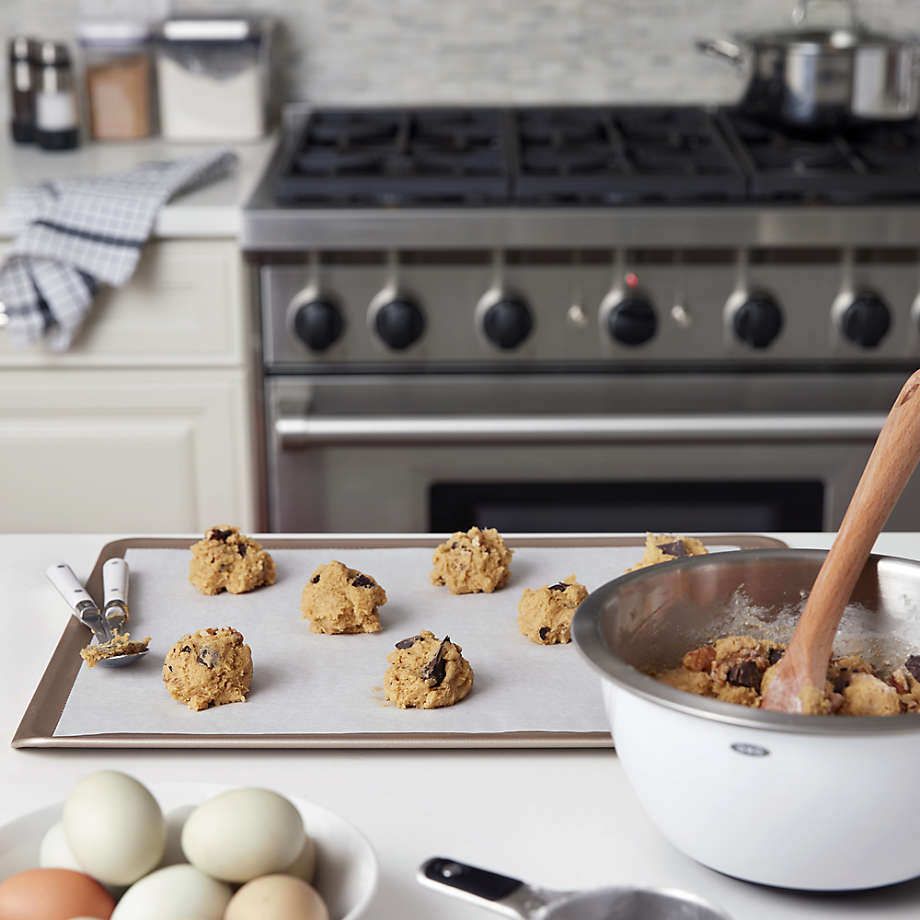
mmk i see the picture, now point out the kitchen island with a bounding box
[3,532,920,919]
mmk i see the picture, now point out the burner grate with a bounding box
[511,106,747,203]
[275,108,509,204]
[719,109,920,202]
[271,105,920,207]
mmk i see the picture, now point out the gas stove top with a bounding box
[267,104,920,207]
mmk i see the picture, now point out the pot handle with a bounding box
[695,38,746,70]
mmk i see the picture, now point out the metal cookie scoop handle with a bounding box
[417,857,731,919]
[762,368,920,712]
[46,560,146,667]
[102,557,129,634]
[46,563,111,644]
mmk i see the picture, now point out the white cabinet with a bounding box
[0,240,258,533]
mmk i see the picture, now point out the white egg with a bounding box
[181,787,304,883]
[224,874,329,920]
[111,864,231,920]
[38,822,82,871]
[63,770,166,886]
[283,834,317,884]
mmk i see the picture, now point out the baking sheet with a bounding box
[13,534,786,749]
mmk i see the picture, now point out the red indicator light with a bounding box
[625,272,639,288]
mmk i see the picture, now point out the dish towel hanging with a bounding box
[0,147,237,350]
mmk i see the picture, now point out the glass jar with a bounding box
[77,20,154,141]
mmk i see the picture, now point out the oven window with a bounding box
[429,481,824,533]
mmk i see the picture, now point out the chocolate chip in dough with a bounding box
[657,539,688,558]
[451,542,458,549]
[395,634,421,650]
[237,542,247,557]
[834,670,851,694]
[548,582,567,592]
[197,647,219,670]
[311,574,320,584]
[181,646,192,654]
[767,647,785,666]
[351,573,375,588]
[906,656,920,682]
[539,626,551,640]
[727,660,761,689]
[209,528,233,542]
[420,637,450,687]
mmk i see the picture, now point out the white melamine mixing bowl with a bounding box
[572,549,920,891]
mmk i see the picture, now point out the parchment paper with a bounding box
[53,544,734,738]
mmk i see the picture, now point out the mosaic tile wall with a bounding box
[3,0,919,107]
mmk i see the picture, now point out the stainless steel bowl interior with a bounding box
[541,886,730,920]
[572,549,920,735]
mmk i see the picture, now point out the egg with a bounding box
[38,821,83,871]
[0,867,114,919]
[283,834,317,884]
[111,864,231,920]
[181,787,304,883]
[63,770,166,886]
[224,874,329,920]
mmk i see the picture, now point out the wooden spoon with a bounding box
[761,369,920,713]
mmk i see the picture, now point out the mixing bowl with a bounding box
[572,548,920,891]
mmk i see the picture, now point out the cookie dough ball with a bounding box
[839,672,900,716]
[517,575,588,645]
[384,630,474,709]
[162,627,253,711]
[626,532,708,573]
[430,526,513,594]
[300,561,386,634]
[189,525,276,595]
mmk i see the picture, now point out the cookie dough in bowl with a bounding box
[571,548,920,891]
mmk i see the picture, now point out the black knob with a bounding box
[374,297,425,350]
[733,293,783,349]
[482,296,533,350]
[606,292,657,346]
[292,298,344,352]
[840,292,891,348]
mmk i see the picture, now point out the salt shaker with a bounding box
[35,41,80,151]
[8,36,38,143]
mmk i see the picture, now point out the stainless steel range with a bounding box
[243,105,920,533]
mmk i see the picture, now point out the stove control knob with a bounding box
[732,293,783,349]
[292,297,344,352]
[605,292,657,346]
[482,296,533,350]
[374,296,425,350]
[839,292,891,348]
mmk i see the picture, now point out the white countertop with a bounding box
[0,135,276,240]
[4,532,920,919]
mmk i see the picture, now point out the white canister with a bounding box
[154,17,273,142]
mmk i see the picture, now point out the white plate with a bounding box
[0,782,378,920]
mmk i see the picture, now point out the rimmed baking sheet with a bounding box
[13,533,786,750]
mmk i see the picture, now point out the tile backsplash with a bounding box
[3,0,919,107]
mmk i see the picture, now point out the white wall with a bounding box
[3,0,919,106]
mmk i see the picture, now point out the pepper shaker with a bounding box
[35,41,80,151]
[8,36,38,143]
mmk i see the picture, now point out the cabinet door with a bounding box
[0,369,256,532]
[0,240,245,367]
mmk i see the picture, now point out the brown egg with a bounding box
[0,867,114,919]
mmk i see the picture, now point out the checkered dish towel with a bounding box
[0,148,237,350]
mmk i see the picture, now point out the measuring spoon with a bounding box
[418,857,731,920]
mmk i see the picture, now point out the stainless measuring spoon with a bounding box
[418,857,731,920]
[46,561,147,667]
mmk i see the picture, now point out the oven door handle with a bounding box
[275,413,887,445]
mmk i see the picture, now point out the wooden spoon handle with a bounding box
[762,369,920,712]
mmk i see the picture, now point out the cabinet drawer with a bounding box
[0,240,244,367]
[0,368,256,532]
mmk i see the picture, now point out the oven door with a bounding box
[264,374,913,533]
